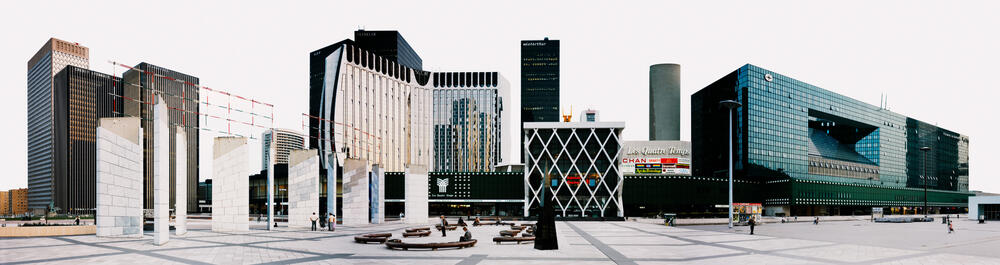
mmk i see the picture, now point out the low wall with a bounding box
[0,225,96,237]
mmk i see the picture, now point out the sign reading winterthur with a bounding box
[621,141,692,176]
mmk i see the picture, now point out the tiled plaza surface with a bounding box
[2,218,999,264]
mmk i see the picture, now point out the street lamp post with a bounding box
[720,100,742,229]
[920,146,931,217]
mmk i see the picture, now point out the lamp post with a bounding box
[920,146,931,217]
[720,100,742,229]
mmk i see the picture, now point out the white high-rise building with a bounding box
[262,128,306,169]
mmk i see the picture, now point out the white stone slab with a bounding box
[404,164,429,224]
[212,137,249,232]
[153,96,170,245]
[174,127,187,236]
[341,159,369,226]
[287,149,319,229]
[370,165,384,224]
[96,117,144,238]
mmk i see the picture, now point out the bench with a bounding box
[385,239,477,250]
[403,230,431,237]
[354,233,392,244]
[435,225,459,231]
[493,236,535,244]
[499,230,520,237]
[405,227,430,232]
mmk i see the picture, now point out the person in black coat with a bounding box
[439,215,448,237]
[749,216,756,235]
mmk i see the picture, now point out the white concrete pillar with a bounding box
[174,126,187,236]
[341,159,369,226]
[288,149,319,229]
[212,136,249,232]
[96,117,143,238]
[153,95,170,245]
[404,164,429,224]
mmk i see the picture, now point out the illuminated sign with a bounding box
[621,141,692,176]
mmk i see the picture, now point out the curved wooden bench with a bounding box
[499,230,520,237]
[435,225,458,231]
[493,236,535,244]
[510,225,523,230]
[385,239,478,250]
[354,233,392,244]
[405,227,430,232]
[403,230,431,237]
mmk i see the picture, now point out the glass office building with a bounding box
[432,72,509,172]
[26,38,90,213]
[692,64,971,216]
[520,39,560,162]
[122,63,200,212]
[354,30,423,71]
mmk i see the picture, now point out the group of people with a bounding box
[308,212,336,232]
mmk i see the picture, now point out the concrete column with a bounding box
[288,149,319,229]
[212,137,249,232]
[404,164,429,224]
[341,159,369,226]
[174,127,187,236]
[153,96,170,245]
[96,117,143,238]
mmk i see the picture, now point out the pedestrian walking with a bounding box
[440,215,448,237]
[74,216,80,226]
[327,213,336,231]
[310,212,319,231]
[813,217,819,225]
[749,216,756,235]
[948,220,955,234]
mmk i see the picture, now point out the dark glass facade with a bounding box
[248,165,288,215]
[354,30,423,71]
[46,66,122,214]
[520,39,559,162]
[122,63,199,212]
[690,64,971,216]
[384,172,524,217]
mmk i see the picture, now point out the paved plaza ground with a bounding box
[2,218,999,264]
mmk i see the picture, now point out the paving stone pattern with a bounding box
[3,219,999,264]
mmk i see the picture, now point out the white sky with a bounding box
[1,1,997,193]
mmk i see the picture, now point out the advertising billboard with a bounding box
[621,141,691,176]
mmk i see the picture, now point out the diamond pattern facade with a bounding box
[523,122,625,218]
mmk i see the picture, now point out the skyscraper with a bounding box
[432,72,509,172]
[122,63,199,212]
[354,30,423,71]
[26,38,90,213]
[649,63,681,140]
[520,38,559,162]
[262,128,306,170]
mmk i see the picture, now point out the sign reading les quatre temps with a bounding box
[621,141,692,176]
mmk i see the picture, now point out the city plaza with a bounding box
[3,217,1000,264]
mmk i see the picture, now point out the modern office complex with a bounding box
[691,64,971,216]
[26,38,90,213]
[649,63,681,141]
[523,121,625,218]
[432,72,509,172]
[353,30,423,71]
[122,63,200,212]
[50,66,123,214]
[520,38,560,162]
[262,128,307,170]
[309,39,434,216]
[1,189,30,216]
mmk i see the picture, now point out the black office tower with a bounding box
[122,63,200,212]
[520,38,560,162]
[354,30,423,71]
[47,66,122,214]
